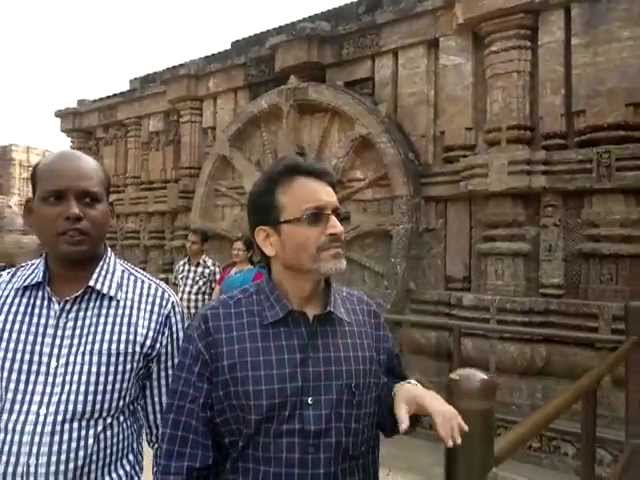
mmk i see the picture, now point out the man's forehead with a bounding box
[277,176,338,209]
[37,158,105,190]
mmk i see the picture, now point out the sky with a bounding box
[0,0,349,152]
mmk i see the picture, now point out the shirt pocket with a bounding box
[56,349,141,420]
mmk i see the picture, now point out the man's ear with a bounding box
[254,226,277,260]
[22,198,34,231]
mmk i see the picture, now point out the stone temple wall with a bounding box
[0,144,50,212]
[56,0,640,472]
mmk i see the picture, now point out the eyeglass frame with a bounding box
[274,207,351,228]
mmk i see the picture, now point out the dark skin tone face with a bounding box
[23,150,113,297]
[186,233,205,261]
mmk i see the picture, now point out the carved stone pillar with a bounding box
[106,221,119,251]
[171,211,189,264]
[163,213,177,282]
[120,215,140,264]
[578,192,640,302]
[478,14,536,149]
[102,125,127,191]
[146,214,165,278]
[539,193,565,297]
[124,118,142,188]
[477,196,533,296]
[176,100,203,179]
[67,130,95,156]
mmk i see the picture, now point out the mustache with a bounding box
[318,240,345,252]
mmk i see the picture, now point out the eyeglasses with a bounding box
[231,249,247,254]
[276,208,351,228]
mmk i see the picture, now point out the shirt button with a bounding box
[39,407,47,415]
[307,444,317,454]
[307,397,314,406]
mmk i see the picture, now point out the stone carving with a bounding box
[578,193,640,301]
[98,107,118,123]
[246,55,275,83]
[341,31,381,60]
[539,193,565,297]
[477,196,533,297]
[594,149,615,184]
[192,81,417,308]
[477,14,536,149]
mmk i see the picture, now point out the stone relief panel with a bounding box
[578,192,640,302]
[539,193,565,297]
[475,196,538,297]
[572,0,640,147]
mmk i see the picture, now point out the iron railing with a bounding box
[386,301,640,480]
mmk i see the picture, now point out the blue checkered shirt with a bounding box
[158,277,407,479]
[0,248,186,478]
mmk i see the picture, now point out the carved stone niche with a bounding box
[539,193,565,297]
[577,192,640,302]
[476,196,536,297]
[191,78,418,308]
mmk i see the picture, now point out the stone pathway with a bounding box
[144,435,578,479]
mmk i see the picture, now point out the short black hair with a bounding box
[247,155,337,238]
[190,228,210,244]
[30,156,112,200]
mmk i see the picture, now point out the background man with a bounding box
[159,156,467,479]
[172,228,221,319]
[0,150,185,478]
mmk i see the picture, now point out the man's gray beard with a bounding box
[318,257,347,276]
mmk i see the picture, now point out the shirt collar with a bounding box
[260,275,351,324]
[14,246,122,300]
[188,254,209,266]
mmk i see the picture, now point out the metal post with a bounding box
[580,388,597,480]
[445,368,498,480]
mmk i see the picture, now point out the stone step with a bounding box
[379,435,578,480]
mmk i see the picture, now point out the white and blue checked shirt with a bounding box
[0,248,185,479]
[172,255,221,319]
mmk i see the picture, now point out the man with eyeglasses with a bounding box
[159,155,467,479]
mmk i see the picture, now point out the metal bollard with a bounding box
[445,368,498,480]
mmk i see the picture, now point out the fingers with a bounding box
[460,416,469,433]
[452,414,467,446]
[436,411,468,448]
[393,399,411,434]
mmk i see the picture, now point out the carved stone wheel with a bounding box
[192,79,418,308]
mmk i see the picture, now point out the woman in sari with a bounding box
[213,235,265,299]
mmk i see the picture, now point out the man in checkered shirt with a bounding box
[159,156,468,479]
[172,229,222,319]
[0,150,185,478]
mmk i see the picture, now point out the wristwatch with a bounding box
[392,379,422,397]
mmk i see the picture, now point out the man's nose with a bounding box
[326,213,345,238]
[64,198,83,219]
